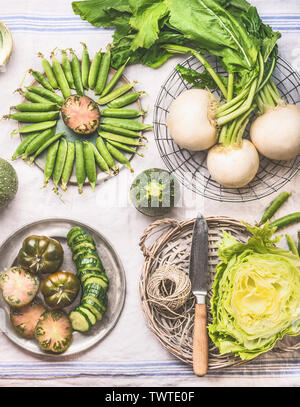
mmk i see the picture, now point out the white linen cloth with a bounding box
[0,0,299,387]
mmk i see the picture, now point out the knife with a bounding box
[189,214,209,377]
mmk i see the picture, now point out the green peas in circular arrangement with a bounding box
[41,271,80,309]
[17,235,64,274]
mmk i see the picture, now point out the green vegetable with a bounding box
[83,141,97,191]
[108,91,145,108]
[41,271,80,309]
[51,52,71,99]
[6,111,60,123]
[0,158,18,208]
[100,123,142,138]
[17,235,64,274]
[286,234,299,257]
[81,42,90,90]
[0,267,40,308]
[29,69,55,92]
[17,121,57,135]
[96,135,117,171]
[130,168,180,217]
[106,141,133,173]
[17,88,53,104]
[13,102,58,112]
[209,223,300,361]
[101,108,146,119]
[75,140,86,194]
[44,140,60,187]
[38,53,59,89]
[35,310,73,354]
[52,138,68,193]
[30,132,65,164]
[259,192,292,225]
[26,85,64,106]
[22,128,56,158]
[94,46,111,95]
[269,213,300,231]
[100,57,130,97]
[61,49,76,89]
[101,117,153,132]
[67,227,109,332]
[88,49,102,90]
[97,82,136,105]
[12,132,41,160]
[61,141,75,191]
[99,131,145,147]
[71,48,84,96]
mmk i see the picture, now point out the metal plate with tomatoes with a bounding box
[0,219,126,357]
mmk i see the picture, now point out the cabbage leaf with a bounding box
[209,223,300,360]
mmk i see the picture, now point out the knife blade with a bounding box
[189,213,209,376]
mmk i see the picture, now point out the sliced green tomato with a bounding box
[0,267,39,307]
[83,275,109,291]
[78,305,97,326]
[35,310,73,354]
[10,302,46,338]
[69,309,91,332]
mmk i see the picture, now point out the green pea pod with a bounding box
[75,140,86,194]
[101,117,153,132]
[97,82,136,105]
[71,49,84,96]
[95,135,117,171]
[106,142,133,173]
[286,234,299,256]
[7,111,60,123]
[61,141,75,191]
[94,46,111,95]
[38,53,59,89]
[108,140,144,157]
[88,50,102,90]
[13,102,58,112]
[53,138,68,193]
[18,120,57,135]
[81,43,90,90]
[31,132,65,163]
[98,131,145,147]
[29,69,54,92]
[90,143,110,173]
[51,53,71,99]
[101,57,130,98]
[12,132,41,160]
[44,140,60,187]
[23,128,55,158]
[26,86,64,106]
[108,91,145,109]
[61,50,76,89]
[100,124,142,139]
[259,192,292,225]
[17,88,53,104]
[83,142,97,191]
[101,108,146,119]
[269,213,300,230]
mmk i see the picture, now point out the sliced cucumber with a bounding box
[72,247,97,262]
[83,293,107,313]
[71,242,96,254]
[82,297,104,317]
[81,301,103,322]
[67,227,83,246]
[69,309,91,332]
[83,275,109,290]
[78,305,97,326]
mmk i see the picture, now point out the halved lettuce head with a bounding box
[208,223,300,360]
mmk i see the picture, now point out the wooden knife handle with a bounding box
[193,303,208,377]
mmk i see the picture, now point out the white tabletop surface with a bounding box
[0,0,299,387]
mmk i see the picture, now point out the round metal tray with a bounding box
[154,55,300,203]
[0,219,126,357]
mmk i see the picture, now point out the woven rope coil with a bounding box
[139,216,300,370]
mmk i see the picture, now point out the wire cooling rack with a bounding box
[154,56,300,203]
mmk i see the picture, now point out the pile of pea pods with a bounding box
[6,43,153,194]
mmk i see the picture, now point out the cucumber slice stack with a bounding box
[67,227,109,332]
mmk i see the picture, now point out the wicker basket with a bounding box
[139,216,300,370]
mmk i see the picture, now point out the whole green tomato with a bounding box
[41,271,80,309]
[17,235,64,274]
